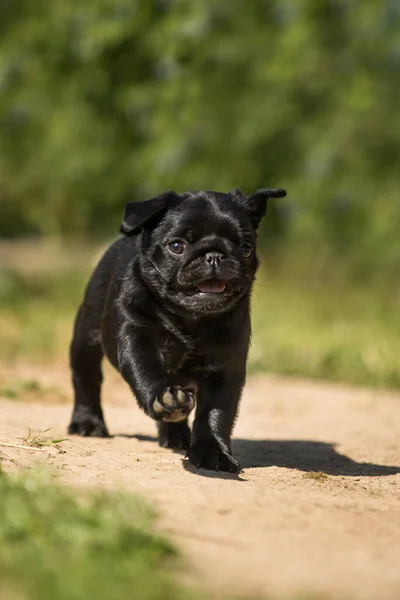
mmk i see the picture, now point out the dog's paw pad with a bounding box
[153,399,166,414]
[151,386,196,422]
[161,390,175,408]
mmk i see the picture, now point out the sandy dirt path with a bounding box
[1,363,399,600]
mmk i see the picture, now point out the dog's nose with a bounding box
[205,252,224,268]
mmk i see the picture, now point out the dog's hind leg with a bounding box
[68,306,109,437]
[157,421,191,451]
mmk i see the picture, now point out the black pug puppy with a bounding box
[68,187,286,473]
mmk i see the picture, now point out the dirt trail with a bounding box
[1,362,400,600]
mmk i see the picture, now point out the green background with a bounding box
[1,0,400,283]
[1,0,399,387]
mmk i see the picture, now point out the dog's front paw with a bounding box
[150,386,196,422]
[187,439,241,473]
[68,413,109,437]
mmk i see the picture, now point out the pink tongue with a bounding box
[197,279,226,293]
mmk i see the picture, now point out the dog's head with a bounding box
[121,188,286,315]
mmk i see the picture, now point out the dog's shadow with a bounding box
[119,434,400,481]
[233,438,400,477]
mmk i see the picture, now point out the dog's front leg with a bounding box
[187,370,245,474]
[117,326,196,425]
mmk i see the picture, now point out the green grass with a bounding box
[0,379,41,400]
[250,273,400,388]
[0,269,87,360]
[19,428,68,450]
[1,261,399,389]
[0,377,67,403]
[0,469,196,600]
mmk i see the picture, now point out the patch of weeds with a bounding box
[20,429,69,453]
[303,471,329,482]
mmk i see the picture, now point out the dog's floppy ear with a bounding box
[120,191,177,235]
[247,188,287,229]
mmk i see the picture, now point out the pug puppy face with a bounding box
[121,188,286,315]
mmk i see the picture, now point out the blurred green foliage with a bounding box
[1,0,400,282]
[0,470,199,600]
[250,271,400,388]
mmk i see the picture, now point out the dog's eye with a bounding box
[239,246,253,258]
[168,240,186,254]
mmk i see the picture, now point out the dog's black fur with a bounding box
[68,187,286,472]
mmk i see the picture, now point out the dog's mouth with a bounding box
[195,278,226,294]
